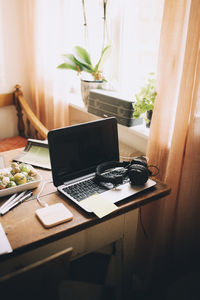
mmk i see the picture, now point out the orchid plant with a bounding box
[57,44,111,81]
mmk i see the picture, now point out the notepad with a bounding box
[81,194,118,218]
[0,223,13,255]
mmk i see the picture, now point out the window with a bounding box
[56,0,164,98]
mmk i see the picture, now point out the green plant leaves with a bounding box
[133,73,157,120]
[75,46,92,66]
[94,45,112,73]
[58,52,93,73]
[57,63,78,71]
[72,55,93,72]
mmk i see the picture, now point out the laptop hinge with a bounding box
[63,172,96,186]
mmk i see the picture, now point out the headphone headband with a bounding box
[95,161,129,185]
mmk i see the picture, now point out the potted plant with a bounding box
[133,73,157,127]
[57,44,111,106]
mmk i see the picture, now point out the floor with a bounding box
[132,272,200,300]
[130,263,200,300]
[2,250,200,300]
[61,252,200,300]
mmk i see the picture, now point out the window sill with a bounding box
[69,100,149,155]
[117,123,149,155]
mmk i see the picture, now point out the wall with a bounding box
[0,0,30,99]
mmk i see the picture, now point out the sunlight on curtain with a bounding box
[118,0,164,96]
[33,0,72,129]
[23,0,82,129]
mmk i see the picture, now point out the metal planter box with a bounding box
[87,89,143,127]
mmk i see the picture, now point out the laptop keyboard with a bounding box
[63,168,129,202]
[63,178,110,201]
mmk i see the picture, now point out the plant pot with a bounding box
[146,110,153,128]
[81,79,103,107]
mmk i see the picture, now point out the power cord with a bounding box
[36,180,53,207]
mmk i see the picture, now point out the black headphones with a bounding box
[95,157,156,186]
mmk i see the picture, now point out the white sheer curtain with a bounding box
[23,0,76,129]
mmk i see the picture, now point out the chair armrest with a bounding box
[18,94,48,139]
[14,85,49,140]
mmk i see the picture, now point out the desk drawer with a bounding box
[0,214,124,278]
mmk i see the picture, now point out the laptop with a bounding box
[48,117,156,212]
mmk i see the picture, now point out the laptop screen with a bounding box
[48,117,119,187]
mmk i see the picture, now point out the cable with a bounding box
[36,180,53,207]
[148,165,159,176]
[139,207,148,238]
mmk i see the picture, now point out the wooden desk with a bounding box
[0,149,170,298]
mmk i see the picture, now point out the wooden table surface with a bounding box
[0,148,171,257]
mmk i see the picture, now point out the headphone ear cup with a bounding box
[95,161,126,185]
[128,164,149,185]
[131,157,148,168]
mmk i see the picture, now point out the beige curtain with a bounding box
[23,0,71,130]
[134,0,200,282]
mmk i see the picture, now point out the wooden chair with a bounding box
[0,85,48,152]
[0,247,73,300]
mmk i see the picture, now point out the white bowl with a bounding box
[0,166,42,198]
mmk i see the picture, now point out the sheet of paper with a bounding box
[81,194,118,218]
[0,223,13,255]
